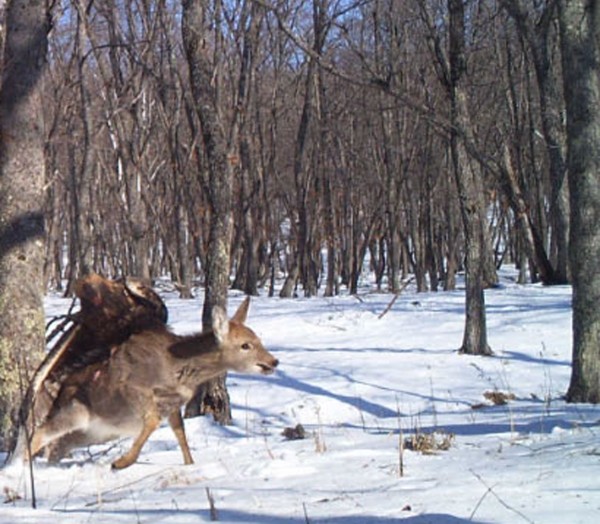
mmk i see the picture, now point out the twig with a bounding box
[206,487,218,521]
[469,469,534,523]
[302,502,311,524]
[378,277,414,319]
[263,434,275,460]
[396,396,404,478]
[18,360,36,509]
[84,468,172,506]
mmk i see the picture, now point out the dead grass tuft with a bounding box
[282,424,306,441]
[472,390,517,409]
[483,390,516,405]
[3,486,22,504]
[403,429,454,455]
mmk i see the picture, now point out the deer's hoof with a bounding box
[111,456,134,470]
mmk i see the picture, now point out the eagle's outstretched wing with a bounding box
[14,274,169,459]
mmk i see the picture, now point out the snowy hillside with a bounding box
[1,271,599,523]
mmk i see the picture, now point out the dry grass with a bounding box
[403,429,454,455]
[471,390,517,409]
[3,486,22,504]
[483,390,516,405]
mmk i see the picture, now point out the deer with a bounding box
[21,293,278,470]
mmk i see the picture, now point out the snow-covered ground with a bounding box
[1,270,599,523]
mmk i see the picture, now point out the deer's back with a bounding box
[107,327,180,388]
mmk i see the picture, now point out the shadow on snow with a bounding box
[231,351,599,440]
[54,507,492,524]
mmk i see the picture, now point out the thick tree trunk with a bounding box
[182,0,233,424]
[0,0,49,449]
[558,0,600,403]
[448,0,492,356]
[451,121,492,356]
[418,0,492,352]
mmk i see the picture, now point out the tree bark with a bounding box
[501,0,569,284]
[0,0,49,449]
[447,0,493,356]
[280,0,330,298]
[233,0,263,297]
[499,144,557,283]
[72,1,95,278]
[558,0,600,403]
[182,0,233,423]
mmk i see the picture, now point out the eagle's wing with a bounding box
[14,274,169,458]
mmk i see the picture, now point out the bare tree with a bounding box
[278,1,331,298]
[230,0,265,296]
[501,0,569,284]
[417,0,493,354]
[16,0,586,326]
[182,0,235,423]
[447,0,492,355]
[0,0,49,449]
[558,0,600,403]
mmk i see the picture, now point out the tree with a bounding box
[418,0,493,354]
[0,0,49,449]
[558,0,600,403]
[278,0,331,298]
[6,0,583,307]
[501,0,569,284]
[447,0,492,355]
[182,0,235,423]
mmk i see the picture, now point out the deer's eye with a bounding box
[241,342,251,351]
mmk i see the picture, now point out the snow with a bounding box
[2,269,599,523]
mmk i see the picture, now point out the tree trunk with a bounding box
[417,0,492,352]
[499,144,557,283]
[176,202,194,299]
[558,0,600,403]
[72,1,95,277]
[0,0,49,450]
[501,0,569,284]
[234,1,263,297]
[448,0,493,356]
[182,0,233,424]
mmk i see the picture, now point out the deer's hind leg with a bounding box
[29,399,91,459]
[168,410,194,465]
[111,410,161,470]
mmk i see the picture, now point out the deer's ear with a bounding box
[212,305,229,342]
[230,296,250,324]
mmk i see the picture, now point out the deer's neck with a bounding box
[170,332,226,389]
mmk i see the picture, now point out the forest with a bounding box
[1,0,599,450]
[0,6,600,519]
[39,0,572,298]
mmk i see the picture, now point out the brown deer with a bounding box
[23,293,278,469]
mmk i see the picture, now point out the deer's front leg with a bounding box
[112,412,161,470]
[168,410,194,465]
